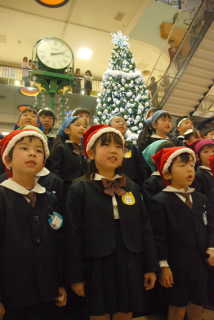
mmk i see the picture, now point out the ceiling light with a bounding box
[77,48,92,60]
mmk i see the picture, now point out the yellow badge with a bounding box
[123,151,132,158]
[122,192,135,205]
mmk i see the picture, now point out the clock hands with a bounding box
[51,52,67,55]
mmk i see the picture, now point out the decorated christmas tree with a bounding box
[94,31,151,143]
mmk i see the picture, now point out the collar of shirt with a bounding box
[151,171,160,176]
[163,185,194,203]
[94,173,122,181]
[0,178,45,195]
[47,133,54,138]
[36,167,50,177]
[151,134,169,140]
[198,166,212,175]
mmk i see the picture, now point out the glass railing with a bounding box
[147,0,214,108]
[0,64,101,97]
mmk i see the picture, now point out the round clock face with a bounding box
[37,38,72,70]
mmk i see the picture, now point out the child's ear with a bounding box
[152,122,157,130]
[196,154,200,162]
[16,120,20,128]
[64,128,70,135]
[87,149,95,160]
[4,155,12,168]
[164,170,172,180]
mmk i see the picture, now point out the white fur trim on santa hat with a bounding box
[2,130,49,168]
[162,148,196,178]
[86,127,125,152]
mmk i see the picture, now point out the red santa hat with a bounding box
[82,124,125,159]
[152,146,196,186]
[0,126,49,178]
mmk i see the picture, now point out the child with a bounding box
[84,70,93,96]
[48,116,88,195]
[16,108,43,130]
[73,68,82,94]
[38,108,56,152]
[203,128,214,140]
[150,146,214,320]
[172,117,194,146]
[108,115,142,187]
[72,107,91,127]
[190,139,214,197]
[64,124,160,319]
[142,140,174,211]
[0,126,67,320]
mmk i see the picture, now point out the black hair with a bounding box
[18,108,39,122]
[151,77,155,81]
[8,136,45,172]
[202,128,214,136]
[141,111,171,142]
[38,108,55,128]
[155,141,174,153]
[168,39,174,44]
[198,144,214,162]
[85,70,92,76]
[72,108,90,117]
[167,153,194,175]
[84,132,124,191]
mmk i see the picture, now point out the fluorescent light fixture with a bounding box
[77,48,92,59]
[2,132,9,136]
[14,80,20,85]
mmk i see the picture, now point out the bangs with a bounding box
[178,153,194,163]
[96,132,123,148]
[158,112,171,120]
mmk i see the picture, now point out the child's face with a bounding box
[152,116,171,135]
[165,155,195,190]
[64,118,87,143]
[205,131,214,140]
[76,112,90,127]
[88,136,123,178]
[110,116,127,136]
[178,119,193,136]
[5,137,45,178]
[39,114,54,131]
[17,111,39,128]
[86,72,90,76]
[198,145,214,168]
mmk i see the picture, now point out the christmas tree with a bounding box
[94,31,151,143]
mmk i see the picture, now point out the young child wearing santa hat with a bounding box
[64,124,159,320]
[0,126,67,320]
[150,146,214,320]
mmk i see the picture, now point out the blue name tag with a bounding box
[203,211,208,226]
[48,212,63,230]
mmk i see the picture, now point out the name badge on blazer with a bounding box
[122,192,135,205]
[123,150,132,158]
[48,212,63,230]
[203,209,208,226]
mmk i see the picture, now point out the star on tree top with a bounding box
[111,30,130,48]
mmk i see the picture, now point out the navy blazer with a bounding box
[149,191,214,279]
[65,178,160,284]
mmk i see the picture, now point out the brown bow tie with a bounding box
[101,177,127,197]
[124,141,129,154]
[181,193,192,210]
[73,142,85,156]
[27,191,36,208]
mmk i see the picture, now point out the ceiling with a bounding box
[0,0,177,82]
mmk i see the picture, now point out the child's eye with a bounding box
[21,147,27,150]
[104,143,110,146]
[36,149,43,153]
[117,145,122,149]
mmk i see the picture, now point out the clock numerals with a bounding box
[59,62,63,67]
[45,60,50,66]
[63,60,68,64]
[52,62,56,68]
[40,55,46,60]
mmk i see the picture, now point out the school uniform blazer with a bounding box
[122,141,142,187]
[149,191,214,279]
[0,187,63,307]
[142,175,165,212]
[65,178,160,284]
[192,169,214,197]
[49,143,88,182]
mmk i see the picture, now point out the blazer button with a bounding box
[36,239,41,245]
[33,216,39,222]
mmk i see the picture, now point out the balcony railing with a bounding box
[147,0,214,108]
[0,64,102,97]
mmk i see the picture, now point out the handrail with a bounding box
[148,0,214,109]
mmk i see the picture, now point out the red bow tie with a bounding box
[101,177,127,197]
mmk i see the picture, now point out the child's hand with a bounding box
[0,302,5,320]
[71,282,85,297]
[159,267,174,288]
[144,272,156,291]
[206,249,214,266]
[55,286,67,307]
